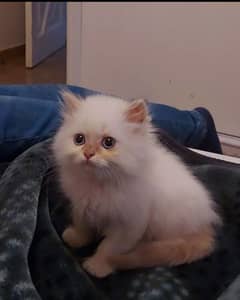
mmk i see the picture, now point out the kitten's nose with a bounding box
[84,151,95,160]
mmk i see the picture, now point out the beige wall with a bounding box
[0,2,25,51]
[67,2,240,136]
[67,3,82,84]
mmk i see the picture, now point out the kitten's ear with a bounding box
[126,98,149,123]
[60,90,82,116]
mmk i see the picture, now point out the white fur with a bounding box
[52,93,220,243]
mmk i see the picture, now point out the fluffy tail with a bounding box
[109,227,215,270]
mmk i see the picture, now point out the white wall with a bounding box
[67,2,240,137]
[0,2,25,51]
[67,3,82,84]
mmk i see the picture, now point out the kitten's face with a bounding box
[53,92,153,177]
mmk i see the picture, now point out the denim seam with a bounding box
[185,111,208,147]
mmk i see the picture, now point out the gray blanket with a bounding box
[0,131,240,300]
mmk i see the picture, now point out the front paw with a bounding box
[62,226,88,248]
[82,256,114,278]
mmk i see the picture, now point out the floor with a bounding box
[0,46,66,84]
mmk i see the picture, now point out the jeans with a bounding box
[0,84,207,162]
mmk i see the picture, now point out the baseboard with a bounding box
[218,133,240,148]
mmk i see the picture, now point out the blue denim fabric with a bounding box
[0,84,206,162]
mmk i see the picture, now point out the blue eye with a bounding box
[74,133,85,145]
[102,136,116,149]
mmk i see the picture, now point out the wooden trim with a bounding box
[218,133,240,148]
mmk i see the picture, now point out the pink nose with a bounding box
[84,151,95,160]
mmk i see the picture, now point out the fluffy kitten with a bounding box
[52,91,221,278]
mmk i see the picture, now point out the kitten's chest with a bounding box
[67,176,106,205]
[65,175,122,226]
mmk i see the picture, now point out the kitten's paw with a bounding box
[82,256,114,278]
[62,226,89,248]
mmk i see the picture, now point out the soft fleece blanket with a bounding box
[0,130,240,300]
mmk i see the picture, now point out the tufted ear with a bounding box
[60,90,82,116]
[125,98,148,123]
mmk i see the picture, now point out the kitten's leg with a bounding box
[62,224,93,248]
[82,227,143,278]
[109,226,215,270]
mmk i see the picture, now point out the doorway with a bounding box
[0,2,66,84]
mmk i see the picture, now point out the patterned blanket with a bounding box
[0,131,240,300]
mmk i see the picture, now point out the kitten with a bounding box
[52,91,221,278]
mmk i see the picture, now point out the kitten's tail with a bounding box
[109,227,215,270]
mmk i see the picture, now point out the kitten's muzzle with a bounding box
[83,150,95,160]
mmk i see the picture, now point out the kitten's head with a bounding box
[53,91,154,178]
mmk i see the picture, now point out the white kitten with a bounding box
[52,91,220,278]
